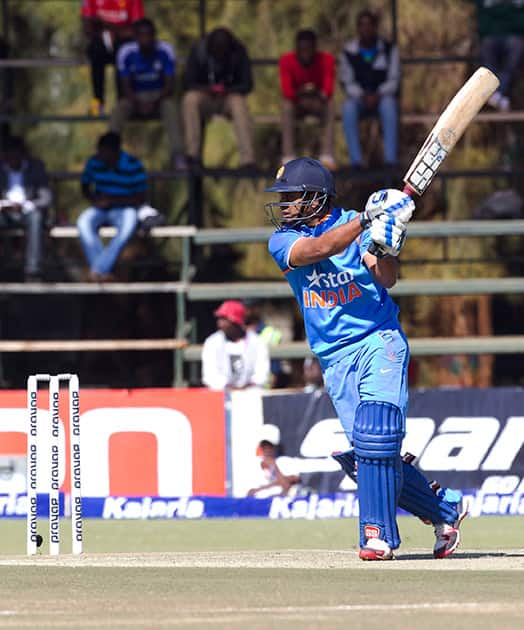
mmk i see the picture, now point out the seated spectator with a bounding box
[302,357,324,394]
[247,424,300,498]
[110,18,186,169]
[77,132,145,282]
[279,30,336,170]
[339,9,400,169]
[81,0,144,116]
[201,300,270,390]
[182,27,255,170]
[471,0,524,112]
[0,136,51,281]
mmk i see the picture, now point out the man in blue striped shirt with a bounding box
[77,132,146,281]
[110,18,186,169]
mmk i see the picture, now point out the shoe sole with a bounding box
[434,497,470,559]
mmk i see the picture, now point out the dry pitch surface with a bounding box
[0,517,522,629]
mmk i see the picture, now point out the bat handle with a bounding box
[368,242,386,258]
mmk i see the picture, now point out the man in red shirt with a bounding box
[279,30,336,170]
[81,0,144,116]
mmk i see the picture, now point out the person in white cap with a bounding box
[201,300,270,390]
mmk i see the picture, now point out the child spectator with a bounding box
[246,424,300,498]
[182,27,255,170]
[77,132,146,282]
[81,0,144,116]
[279,30,336,170]
[470,0,524,112]
[201,300,270,390]
[0,136,51,281]
[339,9,400,169]
[110,18,186,169]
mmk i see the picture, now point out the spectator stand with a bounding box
[0,0,523,387]
[1,216,524,386]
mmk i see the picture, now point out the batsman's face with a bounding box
[279,192,320,222]
[279,192,303,220]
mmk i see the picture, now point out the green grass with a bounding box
[0,516,522,554]
[0,517,523,629]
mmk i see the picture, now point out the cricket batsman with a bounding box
[265,157,468,560]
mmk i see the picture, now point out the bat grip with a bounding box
[368,242,386,258]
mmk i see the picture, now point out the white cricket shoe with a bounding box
[359,538,394,561]
[433,497,469,559]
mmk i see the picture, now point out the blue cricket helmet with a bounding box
[265,157,336,196]
[265,157,336,228]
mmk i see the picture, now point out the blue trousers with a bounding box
[323,328,409,441]
[341,94,398,166]
[77,206,138,275]
[481,35,524,98]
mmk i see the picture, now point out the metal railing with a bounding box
[1,219,523,386]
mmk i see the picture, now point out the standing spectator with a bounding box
[470,0,524,112]
[339,9,400,169]
[81,0,144,116]
[0,136,51,280]
[202,300,270,390]
[279,30,337,170]
[110,18,186,169]
[77,132,145,282]
[182,27,255,170]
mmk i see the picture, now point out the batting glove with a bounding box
[369,215,408,257]
[360,189,415,229]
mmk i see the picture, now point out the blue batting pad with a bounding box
[332,450,357,482]
[353,401,404,549]
[332,449,459,526]
[400,458,460,525]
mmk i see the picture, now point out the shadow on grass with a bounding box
[396,551,524,561]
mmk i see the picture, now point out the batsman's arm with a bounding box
[288,215,365,266]
[288,204,384,267]
[363,252,399,289]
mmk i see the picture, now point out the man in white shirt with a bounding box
[201,300,270,390]
[0,136,52,280]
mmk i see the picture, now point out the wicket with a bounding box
[26,373,83,556]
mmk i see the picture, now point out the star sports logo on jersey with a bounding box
[303,269,362,309]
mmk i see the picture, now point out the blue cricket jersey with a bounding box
[268,207,401,368]
[117,41,175,92]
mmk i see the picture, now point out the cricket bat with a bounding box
[402,66,500,197]
[369,67,499,256]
